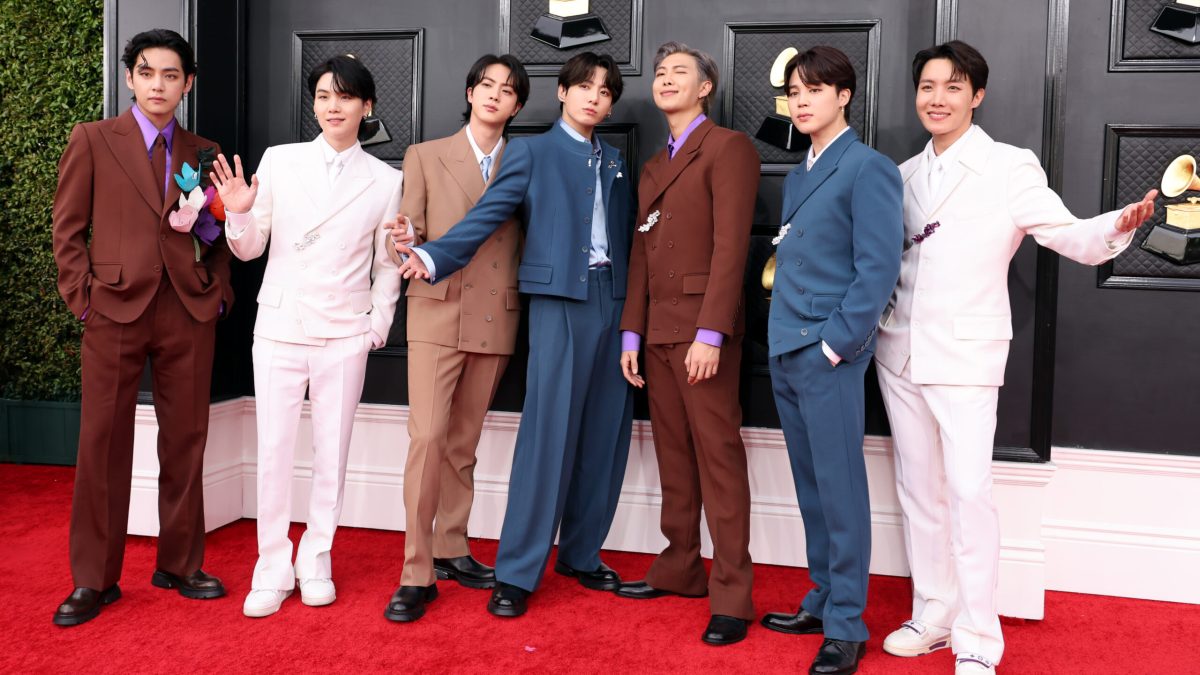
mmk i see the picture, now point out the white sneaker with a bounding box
[298,578,336,606]
[882,619,952,657]
[956,653,997,674]
[243,589,292,617]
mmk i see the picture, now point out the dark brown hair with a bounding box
[463,54,531,132]
[557,52,624,106]
[122,29,196,77]
[783,46,856,121]
[911,40,989,93]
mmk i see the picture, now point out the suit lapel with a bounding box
[904,153,932,217]
[926,127,992,219]
[643,119,714,207]
[99,110,163,214]
[780,129,858,226]
[161,129,199,218]
[319,148,375,226]
[441,127,486,204]
[295,138,334,215]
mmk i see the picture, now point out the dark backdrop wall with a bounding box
[109,0,1199,457]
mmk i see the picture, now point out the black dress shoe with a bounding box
[615,579,707,600]
[487,582,528,617]
[151,568,226,599]
[761,607,824,635]
[702,615,749,645]
[384,584,438,622]
[434,555,496,589]
[810,638,866,675]
[553,560,621,591]
[53,585,121,626]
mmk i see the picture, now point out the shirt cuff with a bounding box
[1103,221,1135,251]
[225,210,253,238]
[369,330,385,349]
[412,247,437,280]
[695,329,724,348]
[621,331,641,352]
[821,340,843,366]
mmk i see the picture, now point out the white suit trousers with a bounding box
[250,334,370,590]
[876,360,1005,664]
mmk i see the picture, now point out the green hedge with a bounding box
[0,0,103,400]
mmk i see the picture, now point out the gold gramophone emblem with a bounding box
[1141,154,1200,265]
[755,47,805,151]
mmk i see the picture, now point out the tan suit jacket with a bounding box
[402,128,521,354]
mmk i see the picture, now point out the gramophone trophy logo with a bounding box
[755,47,807,152]
[1142,154,1200,265]
[530,0,612,50]
[1150,0,1200,44]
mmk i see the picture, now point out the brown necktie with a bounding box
[152,134,167,199]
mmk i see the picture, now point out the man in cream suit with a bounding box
[212,55,402,618]
[383,54,529,623]
[874,41,1156,675]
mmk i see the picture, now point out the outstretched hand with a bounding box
[209,153,259,214]
[1115,189,1158,234]
[397,252,430,280]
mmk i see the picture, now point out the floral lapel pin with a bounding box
[638,209,660,233]
[169,149,225,261]
[771,223,791,246]
[911,220,941,245]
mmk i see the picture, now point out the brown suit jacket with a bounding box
[620,119,760,344]
[402,128,521,355]
[53,109,233,323]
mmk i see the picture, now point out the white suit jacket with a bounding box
[875,127,1131,386]
[225,137,402,347]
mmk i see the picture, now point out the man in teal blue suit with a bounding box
[757,47,903,675]
[396,52,635,618]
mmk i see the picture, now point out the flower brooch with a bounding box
[911,221,940,245]
[168,150,226,261]
[638,209,660,233]
[771,223,791,245]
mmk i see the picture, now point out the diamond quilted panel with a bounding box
[298,33,419,164]
[1121,0,1200,61]
[505,0,637,70]
[725,26,874,167]
[1110,131,1200,279]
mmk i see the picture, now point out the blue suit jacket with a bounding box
[768,129,903,360]
[420,123,635,301]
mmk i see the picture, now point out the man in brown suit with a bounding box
[384,54,529,622]
[51,30,233,626]
[616,42,760,645]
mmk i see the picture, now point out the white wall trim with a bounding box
[126,398,1199,615]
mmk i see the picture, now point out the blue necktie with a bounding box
[481,155,493,182]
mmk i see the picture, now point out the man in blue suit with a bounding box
[757,47,903,675]
[396,51,635,618]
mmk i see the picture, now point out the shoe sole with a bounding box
[384,586,438,622]
[487,601,525,618]
[435,567,497,590]
[53,586,122,627]
[151,571,226,599]
[883,637,950,657]
[243,590,293,618]
[301,592,336,607]
[553,565,619,592]
[702,633,747,646]
[615,588,708,600]
[761,622,823,636]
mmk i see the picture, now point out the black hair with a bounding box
[307,54,378,105]
[121,29,196,77]
[912,40,989,93]
[784,46,856,122]
[462,54,531,132]
[557,51,624,109]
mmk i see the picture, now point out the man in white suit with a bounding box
[211,55,402,618]
[874,41,1156,675]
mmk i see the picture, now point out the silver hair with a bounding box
[653,41,719,113]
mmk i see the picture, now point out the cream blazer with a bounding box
[226,138,402,346]
[875,127,1129,386]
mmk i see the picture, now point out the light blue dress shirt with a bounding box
[557,119,611,267]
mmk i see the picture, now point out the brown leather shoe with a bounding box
[53,585,121,626]
[151,569,226,599]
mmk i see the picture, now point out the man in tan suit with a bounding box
[384,54,529,622]
[616,42,760,645]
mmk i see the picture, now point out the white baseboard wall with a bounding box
[127,398,1200,616]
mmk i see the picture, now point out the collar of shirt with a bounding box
[464,124,504,167]
[558,118,602,161]
[922,123,977,180]
[130,104,176,157]
[806,125,852,171]
[667,113,707,159]
[316,133,361,170]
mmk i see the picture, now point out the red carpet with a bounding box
[1,463,1195,674]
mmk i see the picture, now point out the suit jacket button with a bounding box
[153,265,161,272]
[671,297,678,305]
[665,213,672,220]
[667,241,674,248]
[485,315,493,322]
[796,260,803,267]
[584,216,591,224]
[465,283,473,290]
[481,340,488,348]
[160,234,167,241]
[673,326,679,333]
[652,299,658,305]
[327,293,334,300]
[586,187,593,194]
[580,275,587,282]
[490,288,497,295]
[667,271,675,278]
[492,261,498,269]
[801,328,809,336]
[582,246,588,253]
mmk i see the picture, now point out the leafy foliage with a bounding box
[0,0,103,400]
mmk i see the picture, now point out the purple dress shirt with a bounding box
[622,114,723,352]
[130,104,176,196]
